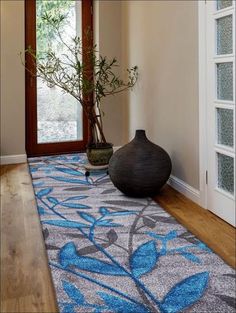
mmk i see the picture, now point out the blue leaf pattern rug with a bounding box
[28,153,235,313]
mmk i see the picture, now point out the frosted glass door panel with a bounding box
[217,153,234,194]
[217,108,234,147]
[36,0,82,144]
[217,15,233,55]
[217,62,233,101]
[206,1,235,226]
[217,0,232,10]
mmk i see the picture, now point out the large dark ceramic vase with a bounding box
[108,130,172,197]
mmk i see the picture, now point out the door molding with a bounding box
[198,0,208,209]
[25,0,92,157]
[199,1,236,225]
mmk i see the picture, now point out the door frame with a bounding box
[25,0,92,157]
[198,1,236,217]
[198,0,208,209]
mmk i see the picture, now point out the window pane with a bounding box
[217,108,234,147]
[36,0,83,144]
[217,153,234,194]
[217,0,232,10]
[217,15,233,55]
[37,79,83,143]
[217,62,233,101]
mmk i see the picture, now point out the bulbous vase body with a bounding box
[108,130,172,197]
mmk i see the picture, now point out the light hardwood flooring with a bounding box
[1,164,58,313]
[154,186,235,268]
[1,163,235,313]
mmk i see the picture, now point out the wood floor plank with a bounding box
[154,185,236,269]
[0,163,235,313]
[1,164,58,313]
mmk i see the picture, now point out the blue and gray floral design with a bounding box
[28,153,236,313]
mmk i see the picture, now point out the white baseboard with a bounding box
[114,146,122,151]
[168,175,200,205]
[0,152,201,205]
[0,154,27,165]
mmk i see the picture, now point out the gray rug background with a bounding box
[28,153,236,313]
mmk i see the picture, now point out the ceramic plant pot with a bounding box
[87,143,113,166]
[108,129,172,197]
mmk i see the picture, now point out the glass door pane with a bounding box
[216,62,233,101]
[216,15,233,55]
[216,108,234,147]
[217,153,234,194]
[217,0,232,10]
[36,0,82,144]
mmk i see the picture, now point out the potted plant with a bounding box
[22,12,138,165]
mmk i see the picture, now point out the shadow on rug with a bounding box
[28,153,236,313]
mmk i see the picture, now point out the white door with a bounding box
[206,0,235,226]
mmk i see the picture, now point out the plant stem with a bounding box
[78,227,161,310]
[50,262,144,307]
[128,200,160,313]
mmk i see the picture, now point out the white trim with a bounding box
[214,56,235,63]
[198,1,208,208]
[114,146,122,152]
[168,175,201,205]
[213,6,234,18]
[203,0,235,226]
[0,154,27,165]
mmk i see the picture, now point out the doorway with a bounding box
[25,0,92,156]
[203,0,235,226]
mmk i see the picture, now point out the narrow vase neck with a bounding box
[135,129,147,141]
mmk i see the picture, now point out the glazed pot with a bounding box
[108,130,172,197]
[87,143,113,166]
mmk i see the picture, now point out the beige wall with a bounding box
[0,0,25,156]
[121,1,199,189]
[0,0,200,190]
[94,0,124,146]
[0,0,124,158]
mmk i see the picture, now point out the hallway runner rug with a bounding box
[28,153,235,313]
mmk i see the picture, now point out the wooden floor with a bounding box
[1,164,58,313]
[154,187,236,268]
[1,163,235,313]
